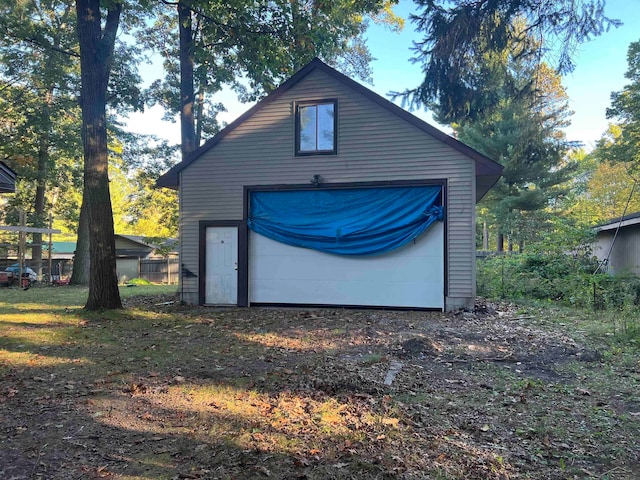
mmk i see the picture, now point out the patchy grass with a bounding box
[0,290,639,479]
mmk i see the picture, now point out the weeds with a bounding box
[478,254,640,349]
[477,254,640,310]
[1,287,639,479]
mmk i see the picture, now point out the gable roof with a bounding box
[0,161,17,194]
[115,234,158,249]
[44,237,178,255]
[596,211,640,232]
[156,58,503,200]
[47,241,77,254]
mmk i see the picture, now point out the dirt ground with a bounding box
[1,294,639,479]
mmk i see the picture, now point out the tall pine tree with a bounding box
[401,0,619,121]
[450,37,577,250]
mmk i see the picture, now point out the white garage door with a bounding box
[249,221,444,309]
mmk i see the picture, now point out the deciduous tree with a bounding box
[0,0,80,277]
[145,0,402,157]
[75,0,123,309]
[564,125,640,225]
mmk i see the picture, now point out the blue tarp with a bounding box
[247,186,443,256]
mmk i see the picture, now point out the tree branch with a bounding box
[161,0,281,38]
[2,30,80,58]
[100,2,123,85]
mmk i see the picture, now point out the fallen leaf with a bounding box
[256,466,271,476]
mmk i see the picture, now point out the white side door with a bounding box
[205,227,238,305]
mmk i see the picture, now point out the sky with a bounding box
[127,0,640,152]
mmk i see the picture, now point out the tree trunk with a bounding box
[75,0,122,310]
[482,221,489,250]
[497,232,504,252]
[179,1,197,158]
[69,199,90,285]
[177,1,196,302]
[195,80,205,146]
[32,88,54,279]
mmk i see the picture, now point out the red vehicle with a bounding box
[1,265,37,287]
[0,270,15,286]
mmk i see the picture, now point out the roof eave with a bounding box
[0,183,16,194]
[155,58,504,191]
[596,218,640,232]
[476,174,502,203]
[595,211,640,231]
[0,161,17,193]
[155,170,179,189]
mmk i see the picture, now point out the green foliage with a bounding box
[402,0,620,121]
[143,0,402,147]
[461,58,577,248]
[477,253,598,306]
[121,137,179,237]
[0,0,165,239]
[1,0,392,246]
[478,254,640,312]
[557,145,640,228]
[526,217,596,257]
[477,218,597,304]
[409,14,580,250]
[127,277,152,286]
[571,155,639,226]
[592,274,640,311]
[601,40,640,169]
[0,0,81,228]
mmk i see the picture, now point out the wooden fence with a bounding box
[139,257,180,285]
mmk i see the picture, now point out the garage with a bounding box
[246,185,445,309]
[160,58,504,310]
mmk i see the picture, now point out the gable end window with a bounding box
[295,100,337,155]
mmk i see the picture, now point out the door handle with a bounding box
[234,262,238,271]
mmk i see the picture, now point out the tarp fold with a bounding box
[248,186,443,256]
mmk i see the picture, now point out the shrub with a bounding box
[127,277,152,286]
[592,274,640,310]
[475,252,631,309]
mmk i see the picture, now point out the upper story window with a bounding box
[295,100,337,155]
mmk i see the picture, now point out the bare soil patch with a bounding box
[1,292,639,479]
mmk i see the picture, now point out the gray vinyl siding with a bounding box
[180,68,477,304]
[595,225,640,275]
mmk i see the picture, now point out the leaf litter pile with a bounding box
[1,292,639,479]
